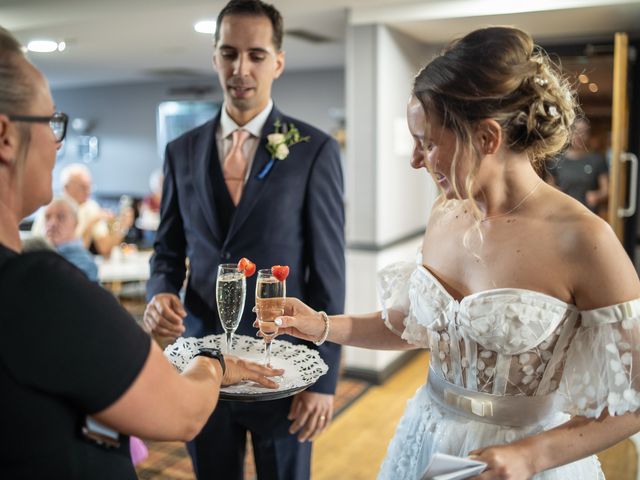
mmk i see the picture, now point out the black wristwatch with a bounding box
[195,347,226,376]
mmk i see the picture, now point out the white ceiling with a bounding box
[3,0,640,89]
[387,2,640,44]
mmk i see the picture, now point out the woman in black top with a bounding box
[0,26,281,479]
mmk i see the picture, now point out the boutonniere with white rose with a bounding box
[257,119,310,179]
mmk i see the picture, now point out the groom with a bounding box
[144,0,345,478]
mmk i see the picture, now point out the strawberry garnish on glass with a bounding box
[237,257,256,277]
[271,265,289,282]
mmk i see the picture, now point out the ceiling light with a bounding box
[27,40,58,53]
[578,74,589,84]
[27,40,66,53]
[194,20,216,35]
[588,83,599,93]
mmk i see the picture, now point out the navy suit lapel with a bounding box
[225,107,281,244]
[191,115,223,245]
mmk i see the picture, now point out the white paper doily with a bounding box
[164,334,328,401]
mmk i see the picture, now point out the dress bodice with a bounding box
[408,264,578,397]
[378,260,640,418]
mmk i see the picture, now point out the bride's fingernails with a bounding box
[275,318,282,326]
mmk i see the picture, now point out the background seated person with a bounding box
[136,168,163,234]
[142,168,163,215]
[44,195,98,282]
[32,163,134,256]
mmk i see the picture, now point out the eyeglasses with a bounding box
[9,112,68,143]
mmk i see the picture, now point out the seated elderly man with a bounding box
[33,163,134,257]
[44,196,98,282]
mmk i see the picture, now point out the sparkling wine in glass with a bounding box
[216,263,246,354]
[255,269,286,366]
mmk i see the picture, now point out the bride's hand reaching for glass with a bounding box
[253,297,326,343]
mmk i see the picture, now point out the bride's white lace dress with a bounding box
[377,260,640,479]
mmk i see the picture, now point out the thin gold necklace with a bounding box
[481,181,542,222]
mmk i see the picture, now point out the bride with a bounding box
[270,27,640,479]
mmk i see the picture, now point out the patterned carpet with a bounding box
[135,377,371,480]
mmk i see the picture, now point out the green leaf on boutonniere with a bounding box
[266,119,310,161]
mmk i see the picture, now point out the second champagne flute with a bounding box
[255,269,286,366]
[216,263,246,354]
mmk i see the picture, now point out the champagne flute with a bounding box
[216,263,246,354]
[255,269,286,366]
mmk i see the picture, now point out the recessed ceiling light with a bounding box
[578,73,589,84]
[194,20,217,35]
[588,82,599,93]
[27,40,65,53]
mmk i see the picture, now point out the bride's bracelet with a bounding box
[314,311,331,346]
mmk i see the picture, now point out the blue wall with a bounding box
[51,68,345,197]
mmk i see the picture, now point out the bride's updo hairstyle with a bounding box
[413,26,576,204]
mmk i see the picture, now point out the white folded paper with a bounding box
[421,453,487,480]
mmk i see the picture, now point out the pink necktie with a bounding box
[223,129,250,206]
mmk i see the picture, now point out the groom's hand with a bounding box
[143,293,187,339]
[288,391,334,442]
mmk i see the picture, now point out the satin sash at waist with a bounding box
[426,369,558,428]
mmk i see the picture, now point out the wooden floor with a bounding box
[312,352,428,479]
[312,351,638,480]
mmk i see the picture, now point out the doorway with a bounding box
[544,38,640,264]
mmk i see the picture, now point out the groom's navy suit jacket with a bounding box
[147,105,345,393]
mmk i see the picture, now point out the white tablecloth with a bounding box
[97,250,152,284]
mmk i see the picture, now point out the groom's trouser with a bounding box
[187,396,312,480]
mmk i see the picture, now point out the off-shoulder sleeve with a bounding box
[377,261,428,347]
[559,298,640,417]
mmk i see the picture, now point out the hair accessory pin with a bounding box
[547,105,559,118]
[534,76,548,87]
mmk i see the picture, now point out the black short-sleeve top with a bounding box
[0,244,151,479]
